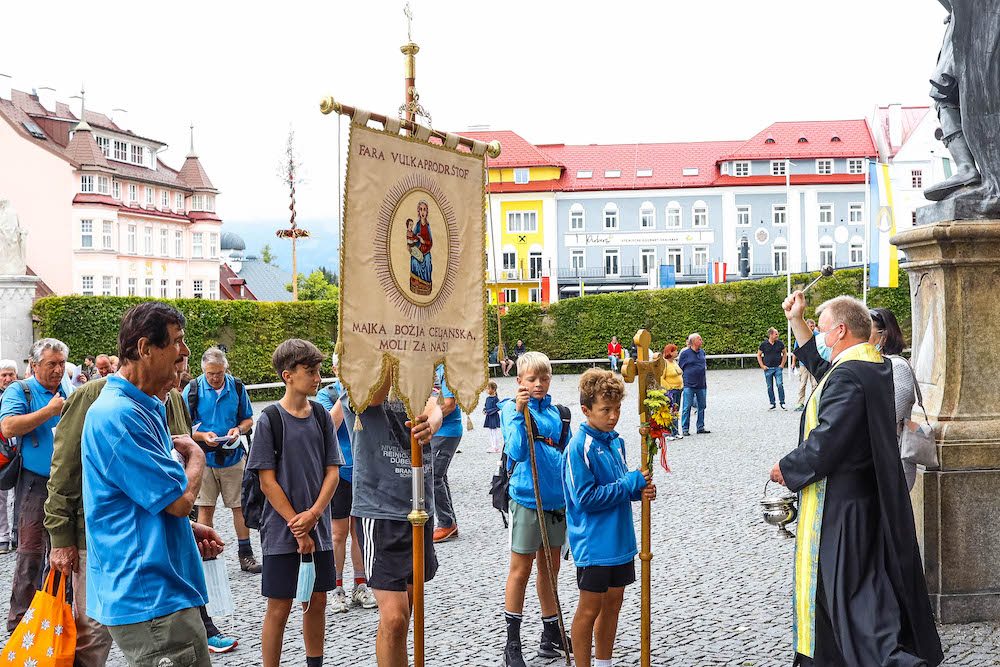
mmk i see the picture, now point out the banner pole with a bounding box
[408,430,428,667]
[864,158,871,305]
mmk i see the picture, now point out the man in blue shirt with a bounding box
[183,347,258,572]
[0,337,70,631]
[83,301,212,666]
[677,332,711,436]
[431,363,464,543]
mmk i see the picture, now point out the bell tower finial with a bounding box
[187,122,198,158]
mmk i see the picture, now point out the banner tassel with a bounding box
[354,413,364,431]
[466,414,474,432]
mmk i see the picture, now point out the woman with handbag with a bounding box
[870,308,934,490]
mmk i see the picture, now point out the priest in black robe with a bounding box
[770,292,943,667]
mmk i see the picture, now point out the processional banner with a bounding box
[338,121,488,419]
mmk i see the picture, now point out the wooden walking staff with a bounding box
[521,404,572,666]
[622,330,665,667]
[408,426,428,666]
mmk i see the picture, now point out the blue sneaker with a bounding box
[207,634,238,653]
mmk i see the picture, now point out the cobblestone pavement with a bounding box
[1,369,997,665]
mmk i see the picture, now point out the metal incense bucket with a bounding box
[761,479,798,538]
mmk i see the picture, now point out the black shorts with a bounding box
[354,517,438,592]
[331,479,353,520]
[261,550,336,600]
[576,561,636,593]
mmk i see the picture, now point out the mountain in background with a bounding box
[222,219,340,277]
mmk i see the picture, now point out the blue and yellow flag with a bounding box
[868,162,898,287]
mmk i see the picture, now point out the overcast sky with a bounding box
[3,0,946,266]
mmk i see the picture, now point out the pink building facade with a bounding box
[0,80,222,299]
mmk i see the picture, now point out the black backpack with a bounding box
[488,403,571,528]
[241,401,329,531]
[187,376,252,466]
[0,380,31,491]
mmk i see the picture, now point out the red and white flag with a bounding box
[707,261,727,284]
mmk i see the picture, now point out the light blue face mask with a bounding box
[295,554,316,606]
[814,326,842,362]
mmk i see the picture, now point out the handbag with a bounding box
[2,569,77,667]
[900,362,939,468]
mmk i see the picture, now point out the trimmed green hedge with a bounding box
[32,268,909,383]
[32,297,338,385]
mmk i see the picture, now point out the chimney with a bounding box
[0,74,11,101]
[111,108,128,131]
[37,86,56,114]
[888,103,903,148]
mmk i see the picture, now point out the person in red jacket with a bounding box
[607,336,622,373]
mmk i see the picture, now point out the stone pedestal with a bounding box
[0,274,39,376]
[892,219,1000,623]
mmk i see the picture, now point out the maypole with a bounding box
[276,129,310,300]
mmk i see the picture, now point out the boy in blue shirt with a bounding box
[431,363,463,543]
[315,354,376,612]
[564,368,656,667]
[501,351,572,667]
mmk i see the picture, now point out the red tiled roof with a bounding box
[117,202,191,222]
[460,130,564,169]
[65,128,113,171]
[188,211,222,222]
[178,155,216,191]
[874,106,932,157]
[540,141,745,191]
[73,194,120,206]
[721,120,877,161]
[487,181,564,194]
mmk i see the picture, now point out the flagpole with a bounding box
[863,158,871,305]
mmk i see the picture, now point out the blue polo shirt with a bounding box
[316,380,353,482]
[81,375,207,626]
[0,376,70,477]
[435,365,463,438]
[182,374,253,468]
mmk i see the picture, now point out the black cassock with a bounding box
[780,337,943,667]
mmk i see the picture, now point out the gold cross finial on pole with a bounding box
[404,1,414,43]
[622,329,662,667]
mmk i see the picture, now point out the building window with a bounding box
[160,228,168,255]
[101,275,113,296]
[603,248,620,276]
[175,280,183,298]
[502,248,517,272]
[816,159,833,175]
[97,176,110,195]
[604,170,621,178]
[912,211,918,226]
[502,288,518,304]
[773,244,788,274]
[161,191,169,209]
[192,195,204,211]
[639,203,655,229]
[603,204,618,231]
[176,193,184,211]
[80,175,94,193]
[737,205,751,226]
[576,170,592,179]
[570,249,585,271]
[114,140,128,161]
[192,232,203,258]
[129,183,138,202]
[127,224,136,254]
[193,280,204,299]
[528,287,542,303]
[127,277,136,296]
[175,231,183,257]
[513,168,529,184]
[734,161,750,177]
[209,233,219,259]
[144,278,153,297]
[81,275,94,296]
[640,248,656,276]
[569,205,584,231]
[666,248,682,274]
[209,280,218,300]
[850,239,864,264]
[144,226,153,255]
[80,220,93,248]
[95,136,110,156]
[820,243,834,267]
[637,169,653,178]
[145,187,153,206]
[848,159,866,175]
[771,161,787,177]
[160,279,168,298]
[666,203,681,228]
[131,144,144,165]
[912,170,923,189]
[693,246,708,269]
[819,203,833,225]
[773,204,787,225]
[112,180,121,200]
[849,203,864,224]
[528,251,543,280]
[102,221,113,250]
[692,205,708,228]
[507,210,538,234]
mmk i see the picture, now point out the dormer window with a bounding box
[80,175,94,193]
[798,136,808,143]
[831,136,841,142]
[192,194,204,211]
[765,137,776,144]
[604,169,621,178]
[513,168,529,184]
[131,145,144,165]
[95,136,110,156]
[734,161,750,177]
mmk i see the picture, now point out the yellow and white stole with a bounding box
[792,343,883,657]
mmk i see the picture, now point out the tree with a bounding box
[317,265,339,286]
[260,243,276,265]
[286,269,338,301]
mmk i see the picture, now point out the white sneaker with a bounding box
[352,583,377,609]
[330,586,349,613]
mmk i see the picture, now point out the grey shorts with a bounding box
[508,499,567,554]
[107,607,210,667]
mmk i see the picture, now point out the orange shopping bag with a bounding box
[2,569,76,667]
